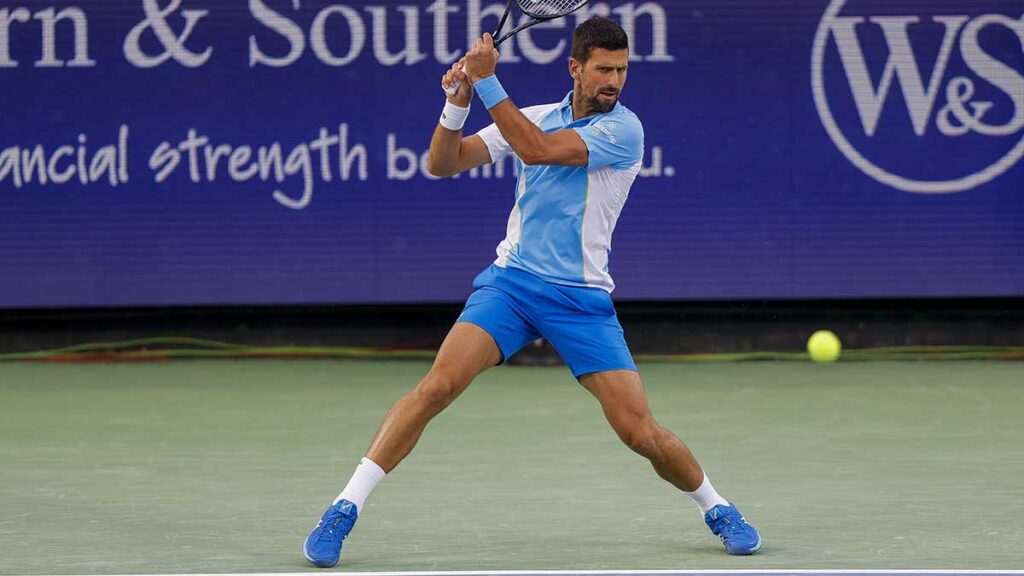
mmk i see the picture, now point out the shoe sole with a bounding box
[727,534,762,555]
[303,536,339,568]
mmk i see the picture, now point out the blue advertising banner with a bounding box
[0,0,1021,307]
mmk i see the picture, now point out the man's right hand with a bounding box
[442,59,473,107]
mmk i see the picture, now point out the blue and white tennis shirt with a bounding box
[476,91,644,293]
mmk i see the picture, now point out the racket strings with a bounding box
[516,0,589,18]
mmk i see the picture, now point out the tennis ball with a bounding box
[807,330,841,363]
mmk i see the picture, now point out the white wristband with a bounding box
[439,100,470,131]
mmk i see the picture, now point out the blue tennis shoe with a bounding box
[303,499,358,567]
[704,503,761,555]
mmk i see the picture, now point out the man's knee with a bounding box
[616,417,663,458]
[412,368,468,411]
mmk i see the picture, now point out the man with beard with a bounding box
[303,17,761,568]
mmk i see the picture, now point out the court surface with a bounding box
[1,361,1021,573]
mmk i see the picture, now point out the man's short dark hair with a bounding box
[571,17,629,62]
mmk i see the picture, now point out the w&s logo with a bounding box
[812,1,1024,193]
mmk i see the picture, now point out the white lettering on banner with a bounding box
[310,5,365,66]
[248,1,673,67]
[386,132,672,181]
[34,7,95,67]
[0,126,128,188]
[366,5,426,66]
[0,8,31,67]
[0,125,672,208]
[612,2,673,62]
[148,124,368,210]
[954,15,1024,137]
[426,0,461,64]
[124,0,212,68]
[812,0,1024,193]
[517,17,566,65]
[0,2,673,69]
[0,6,95,68]
[387,134,440,181]
[249,0,305,67]
[466,0,520,63]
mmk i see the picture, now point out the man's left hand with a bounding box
[463,34,500,84]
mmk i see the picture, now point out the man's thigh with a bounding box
[431,321,505,384]
[457,284,542,365]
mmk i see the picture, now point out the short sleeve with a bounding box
[573,114,644,170]
[474,103,561,164]
[476,122,512,164]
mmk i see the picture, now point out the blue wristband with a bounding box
[474,74,508,110]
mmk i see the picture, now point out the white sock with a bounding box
[683,473,730,514]
[333,457,386,511]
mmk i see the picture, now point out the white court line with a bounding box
[22,565,1024,569]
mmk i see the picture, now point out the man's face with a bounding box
[571,48,629,114]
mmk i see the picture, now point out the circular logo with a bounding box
[811,0,1024,193]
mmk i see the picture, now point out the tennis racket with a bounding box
[444,0,591,96]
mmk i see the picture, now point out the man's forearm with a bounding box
[470,73,546,164]
[427,123,464,177]
[486,99,547,165]
[471,73,585,167]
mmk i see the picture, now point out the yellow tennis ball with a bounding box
[807,330,841,363]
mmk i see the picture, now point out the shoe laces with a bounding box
[316,511,349,543]
[716,515,750,539]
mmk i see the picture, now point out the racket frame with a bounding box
[493,0,592,47]
[441,0,591,96]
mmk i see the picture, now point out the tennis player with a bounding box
[304,18,761,567]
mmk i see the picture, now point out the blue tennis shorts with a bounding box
[456,264,637,378]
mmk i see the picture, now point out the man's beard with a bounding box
[587,91,618,114]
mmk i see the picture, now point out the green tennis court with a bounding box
[2,359,1021,574]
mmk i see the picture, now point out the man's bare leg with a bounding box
[365,321,502,472]
[578,369,705,491]
[578,369,762,554]
[304,322,501,567]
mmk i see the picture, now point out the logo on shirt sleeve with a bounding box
[590,121,618,144]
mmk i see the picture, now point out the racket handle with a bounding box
[443,79,461,96]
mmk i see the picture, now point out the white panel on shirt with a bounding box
[475,103,561,163]
[581,161,643,291]
[495,175,527,267]
[477,103,558,268]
